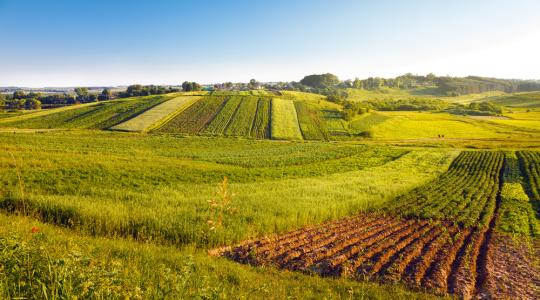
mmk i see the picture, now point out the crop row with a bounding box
[517,151,540,205]
[203,96,241,135]
[224,97,260,136]
[387,151,504,227]
[294,102,329,141]
[156,96,226,134]
[250,98,271,139]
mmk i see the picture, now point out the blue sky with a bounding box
[1,0,539,87]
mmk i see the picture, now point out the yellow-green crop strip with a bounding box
[270,98,303,140]
[111,95,201,132]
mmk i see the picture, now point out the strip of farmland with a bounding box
[111,95,201,132]
[224,97,260,137]
[203,96,241,135]
[250,98,271,139]
[270,98,303,140]
[155,96,227,134]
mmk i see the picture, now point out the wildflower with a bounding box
[31,226,40,233]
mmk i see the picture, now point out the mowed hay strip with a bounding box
[111,96,202,132]
[270,98,303,140]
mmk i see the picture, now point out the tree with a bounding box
[98,88,112,101]
[25,98,41,110]
[248,79,259,89]
[13,91,26,99]
[182,81,202,92]
[300,73,340,89]
[0,94,5,110]
[74,87,89,102]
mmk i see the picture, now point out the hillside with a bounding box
[1,89,539,144]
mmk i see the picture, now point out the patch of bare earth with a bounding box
[215,213,540,299]
[477,234,540,299]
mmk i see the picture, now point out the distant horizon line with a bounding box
[2,73,539,89]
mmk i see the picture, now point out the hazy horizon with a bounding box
[1,0,539,87]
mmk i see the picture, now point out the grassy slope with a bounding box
[111,95,201,132]
[488,92,540,108]
[0,132,457,248]
[349,111,540,140]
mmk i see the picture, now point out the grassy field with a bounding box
[348,111,540,140]
[270,98,303,140]
[488,92,540,108]
[0,131,456,248]
[111,95,201,132]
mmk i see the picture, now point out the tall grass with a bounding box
[0,132,457,247]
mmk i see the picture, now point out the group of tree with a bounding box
[181,81,202,92]
[1,91,42,110]
[119,85,178,97]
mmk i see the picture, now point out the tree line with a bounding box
[0,82,205,111]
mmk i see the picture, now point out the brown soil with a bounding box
[216,212,540,299]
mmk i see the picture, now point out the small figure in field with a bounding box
[438,134,440,138]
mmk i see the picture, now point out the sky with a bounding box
[0,0,539,87]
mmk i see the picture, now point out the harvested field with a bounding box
[219,213,539,299]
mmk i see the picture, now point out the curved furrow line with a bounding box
[447,228,485,299]
[275,217,389,267]
[421,227,473,293]
[378,224,445,282]
[308,219,418,276]
[402,226,460,287]
[358,221,434,277]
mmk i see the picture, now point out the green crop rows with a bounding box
[203,96,241,135]
[156,96,226,134]
[224,97,260,136]
[295,101,329,140]
[388,151,504,227]
[250,98,271,139]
